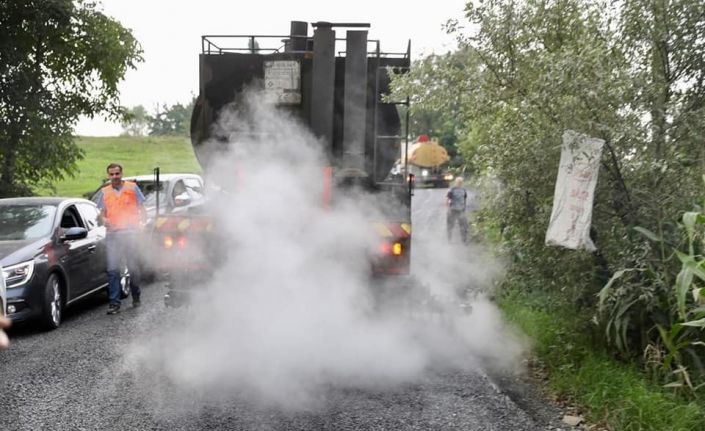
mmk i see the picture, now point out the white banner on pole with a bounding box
[545,130,604,251]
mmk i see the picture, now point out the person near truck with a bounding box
[95,163,146,314]
[446,177,469,244]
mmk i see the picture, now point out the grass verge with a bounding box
[36,136,201,198]
[498,288,705,431]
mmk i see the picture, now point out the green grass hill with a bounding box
[38,136,202,198]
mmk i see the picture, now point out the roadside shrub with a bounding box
[600,202,705,396]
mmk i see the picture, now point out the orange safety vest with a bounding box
[101,181,141,231]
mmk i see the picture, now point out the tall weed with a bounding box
[599,194,705,396]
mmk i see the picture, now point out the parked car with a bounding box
[90,173,206,227]
[0,197,129,329]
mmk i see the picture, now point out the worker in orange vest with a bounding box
[96,163,146,314]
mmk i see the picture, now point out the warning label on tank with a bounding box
[264,60,301,104]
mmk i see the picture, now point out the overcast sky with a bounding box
[74,0,468,136]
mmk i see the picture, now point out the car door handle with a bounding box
[88,245,97,253]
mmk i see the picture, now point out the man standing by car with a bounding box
[96,163,146,314]
[446,177,469,244]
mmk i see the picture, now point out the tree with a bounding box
[0,0,143,196]
[148,98,195,136]
[393,0,705,383]
[120,105,149,136]
[391,49,482,168]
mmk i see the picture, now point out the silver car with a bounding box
[90,173,206,227]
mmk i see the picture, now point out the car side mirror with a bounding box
[61,227,88,241]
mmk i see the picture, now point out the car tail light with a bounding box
[163,235,174,249]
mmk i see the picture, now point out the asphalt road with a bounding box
[0,187,573,430]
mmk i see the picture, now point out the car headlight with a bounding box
[3,260,35,288]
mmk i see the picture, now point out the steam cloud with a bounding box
[123,91,527,413]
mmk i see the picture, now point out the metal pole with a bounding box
[154,167,160,217]
[373,40,380,182]
[405,96,411,197]
[405,39,412,197]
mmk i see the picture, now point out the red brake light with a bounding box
[164,235,187,249]
[177,236,187,249]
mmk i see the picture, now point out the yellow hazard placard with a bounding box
[372,222,393,237]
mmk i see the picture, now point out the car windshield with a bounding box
[135,180,168,208]
[0,204,57,240]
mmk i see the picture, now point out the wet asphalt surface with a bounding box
[0,188,572,430]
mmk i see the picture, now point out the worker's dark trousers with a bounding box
[447,209,468,243]
[106,230,142,305]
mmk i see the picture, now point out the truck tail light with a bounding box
[379,242,403,256]
[163,235,188,249]
[392,242,403,256]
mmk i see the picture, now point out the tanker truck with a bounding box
[393,135,453,188]
[159,20,413,305]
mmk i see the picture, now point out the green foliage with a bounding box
[390,48,483,170]
[392,0,705,400]
[499,288,705,430]
[120,105,149,137]
[121,99,195,137]
[147,99,194,136]
[0,0,143,196]
[35,136,201,198]
[598,206,705,395]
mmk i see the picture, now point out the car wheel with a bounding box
[41,273,63,330]
[120,267,131,300]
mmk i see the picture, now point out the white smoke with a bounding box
[124,91,527,412]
